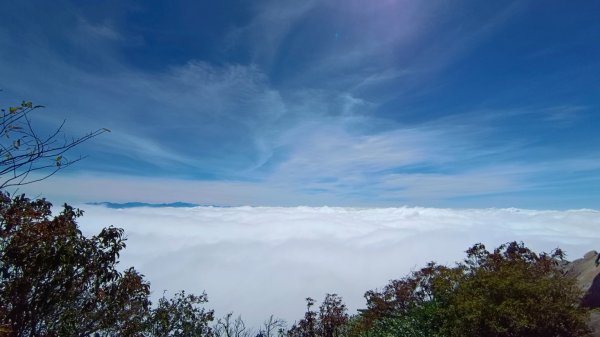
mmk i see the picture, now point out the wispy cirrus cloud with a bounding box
[2,0,599,207]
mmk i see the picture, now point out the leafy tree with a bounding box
[288,298,318,337]
[318,294,348,337]
[145,290,214,337]
[288,295,348,337]
[356,242,591,337]
[0,193,150,336]
[439,242,591,337]
[350,263,451,337]
[0,98,216,336]
[0,192,215,337]
[0,100,108,190]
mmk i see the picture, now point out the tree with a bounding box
[258,315,286,337]
[288,295,348,337]
[0,193,150,336]
[145,290,214,337]
[214,313,286,337]
[0,100,108,190]
[0,193,215,337]
[318,294,348,337]
[0,98,215,336]
[288,298,318,337]
[214,313,252,337]
[356,242,591,337]
[351,263,451,337]
[439,242,591,337]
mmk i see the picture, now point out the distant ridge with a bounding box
[87,201,200,209]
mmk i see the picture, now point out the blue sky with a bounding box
[1,0,599,208]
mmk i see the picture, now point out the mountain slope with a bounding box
[565,250,600,336]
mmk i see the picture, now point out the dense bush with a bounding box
[351,242,591,337]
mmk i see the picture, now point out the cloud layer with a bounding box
[78,204,600,326]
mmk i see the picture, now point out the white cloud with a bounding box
[274,126,431,178]
[379,169,525,200]
[76,18,121,41]
[77,204,600,327]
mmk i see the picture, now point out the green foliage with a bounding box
[347,301,439,337]
[356,242,591,337]
[439,242,591,337]
[0,98,214,336]
[0,192,214,337]
[0,192,150,336]
[146,290,214,337]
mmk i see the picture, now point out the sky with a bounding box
[0,0,599,208]
[1,1,600,327]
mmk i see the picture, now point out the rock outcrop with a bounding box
[564,250,600,336]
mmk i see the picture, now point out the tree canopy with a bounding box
[0,99,220,337]
[288,294,349,337]
[352,242,591,337]
[0,193,214,337]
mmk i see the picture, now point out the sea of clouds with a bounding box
[77,205,600,327]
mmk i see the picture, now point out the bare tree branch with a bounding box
[0,100,109,190]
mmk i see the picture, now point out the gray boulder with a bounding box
[564,250,600,336]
